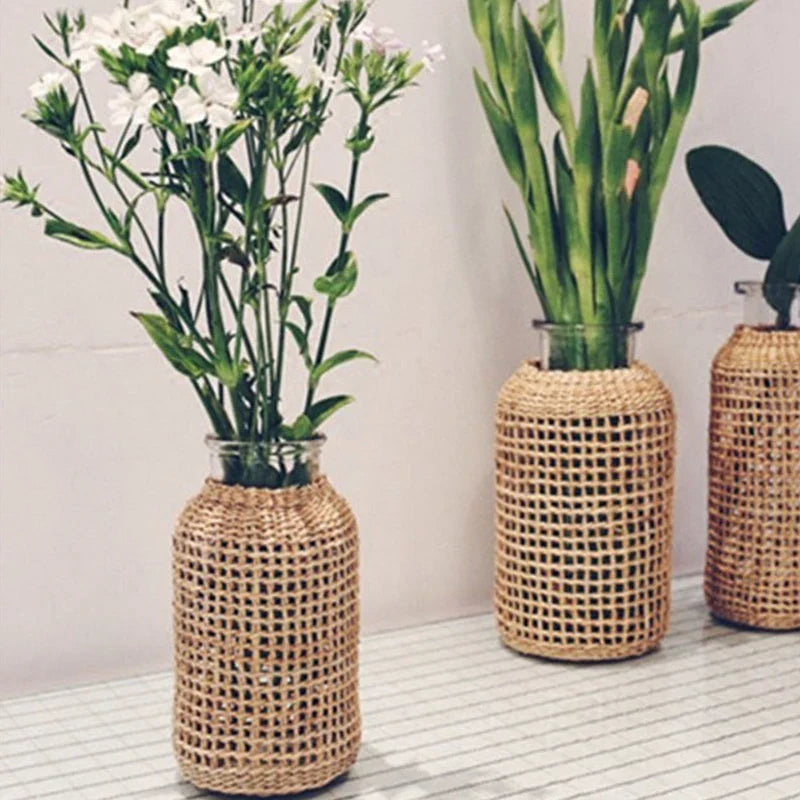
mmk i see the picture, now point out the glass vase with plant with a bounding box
[2,0,443,487]
[468,0,754,369]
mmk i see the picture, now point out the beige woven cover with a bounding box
[706,325,800,630]
[495,362,676,661]
[173,477,361,796]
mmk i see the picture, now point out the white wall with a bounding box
[1,0,796,696]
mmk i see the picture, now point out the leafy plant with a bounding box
[468,0,754,369]
[1,1,443,487]
[686,145,800,329]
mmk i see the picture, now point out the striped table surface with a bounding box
[1,576,798,800]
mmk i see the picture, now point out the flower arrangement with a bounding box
[687,145,800,329]
[468,0,753,369]
[2,0,443,487]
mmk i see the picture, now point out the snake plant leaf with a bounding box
[537,0,565,63]
[473,70,525,187]
[503,204,546,306]
[310,349,377,388]
[764,214,800,322]
[131,312,213,379]
[521,15,577,154]
[468,0,501,93]
[686,146,788,260]
[637,0,670,93]
[668,0,755,52]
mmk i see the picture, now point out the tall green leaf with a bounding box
[686,146,787,260]
[307,395,355,427]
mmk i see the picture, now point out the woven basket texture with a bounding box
[172,476,360,796]
[495,361,676,661]
[706,325,800,630]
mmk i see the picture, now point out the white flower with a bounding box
[68,33,100,74]
[88,9,127,54]
[120,8,165,56]
[149,0,200,35]
[173,70,238,128]
[354,23,404,57]
[29,71,67,100]
[421,41,445,73]
[109,72,160,126]
[196,0,235,19]
[226,21,262,45]
[279,54,334,89]
[280,53,304,74]
[167,38,227,75]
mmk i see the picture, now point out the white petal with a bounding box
[128,73,152,99]
[167,44,191,70]
[207,103,234,129]
[190,38,226,66]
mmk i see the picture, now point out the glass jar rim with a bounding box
[532,320,645,333]
[735,280,800,295]
[205,435,327,452]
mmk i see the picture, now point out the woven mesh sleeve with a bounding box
[494,362,676,661]
[172,477,360,796]
[706,326,800,631]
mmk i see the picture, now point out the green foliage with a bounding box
[469,0,753,368]
[2,0,430,484]
[686,144,799,327]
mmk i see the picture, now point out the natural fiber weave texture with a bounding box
[495,361,676,661]
[172,477,360,796]
[706,325,800,630]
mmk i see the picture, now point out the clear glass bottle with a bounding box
[534,321,644,371]
[736,281,800,329]
[206,436,324,489]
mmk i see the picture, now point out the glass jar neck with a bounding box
[736,281,800,330]
[206,437,324,489]
[534,322,643,371]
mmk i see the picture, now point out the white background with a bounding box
[1,0,796,695]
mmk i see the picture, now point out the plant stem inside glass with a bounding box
[736,281,800,330]
[207,437,324,489]
[535,322,643,371]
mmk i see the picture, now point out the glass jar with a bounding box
[736,281,800,330]
[206,436,324,489]
[534,321,644,371]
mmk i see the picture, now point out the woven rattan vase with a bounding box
[172,439,361,796]
[706,319,800,631]
[495,339,676,661]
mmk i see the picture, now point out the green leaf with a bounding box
[286,321,313,369]
[314,253,357,301]
[218,154,248,206]
[44,218,127,254]
[346,193,389,232]
[215,358,243,390]
[537,0,565,63]
[473,70,524,187]
[668,0,755,52]
[131,313,213,379]
[764,214,800,323]
[306,395,355,428]
[118,126,142,162]
[281,414,314,441]
[314,183,349,222]
[521,14,577,154]
[310,349,376,388]
[215,119,252,153]
[686,146,787,261]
